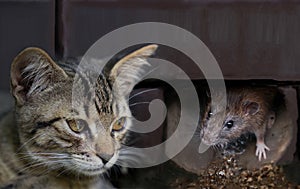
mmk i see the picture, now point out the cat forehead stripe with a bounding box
[95,74,113,113]
[59,59,114,114]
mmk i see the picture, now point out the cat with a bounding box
[0,44,158,189]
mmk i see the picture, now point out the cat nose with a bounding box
[96,153,113,164]
[101,157,108,164]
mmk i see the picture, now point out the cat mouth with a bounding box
[71,152,119,176]
[73,160,107,176]
[80,167,106,175]
[30,152,120,176]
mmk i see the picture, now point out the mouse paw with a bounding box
[255,142,270,161]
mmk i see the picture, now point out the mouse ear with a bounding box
[243,101,260,115]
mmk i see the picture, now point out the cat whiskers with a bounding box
[2,133,48,169]
[121,134,141,146]
[16,133,47,153]
[108,165,122,179]
[19,152,71,159]
[129,88,159,101]
[129,102,151,107]
[19,159,69,175]
[116,147,145,168]
[18,152,71,175]
[56,162,78,178]
[137,65,159,83]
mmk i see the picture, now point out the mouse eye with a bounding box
[206,109,213,120]
[224,120,234,129]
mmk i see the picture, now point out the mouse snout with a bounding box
[201,135,213,146]
[201,129,214,146]
[200,125,222,146]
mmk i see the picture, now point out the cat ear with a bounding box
[109,44,158,96]
[11,47,68,105]
[243,101,260,115]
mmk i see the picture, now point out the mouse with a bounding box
[200,86,284,161]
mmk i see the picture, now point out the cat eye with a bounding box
[224,120,234,129]
[112,117,126,132]
[67,119,87,133]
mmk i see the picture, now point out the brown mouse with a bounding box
[200,86,283,161]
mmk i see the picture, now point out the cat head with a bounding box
[10,44,157,176]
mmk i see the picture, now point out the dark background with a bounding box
[2,0,300,91]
